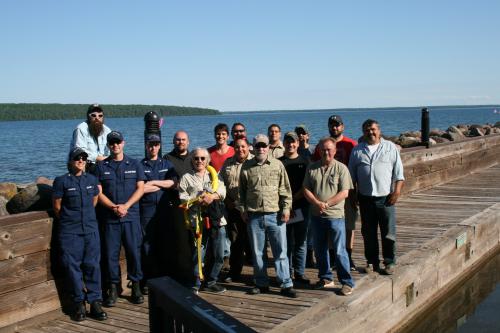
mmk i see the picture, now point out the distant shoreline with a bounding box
[222,104,500,114]
[0,103,221,122]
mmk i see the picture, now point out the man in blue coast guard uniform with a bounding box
[140,134,178,292]
[94,131,145,306]
[52,147,107,322]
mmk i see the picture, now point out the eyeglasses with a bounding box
[194,156,206,161]
[89,113,104,118]
[73,155,87,162]
[233,129,245,133]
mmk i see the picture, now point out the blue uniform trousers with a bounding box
[104,221,143,284]
[59,231,102,303]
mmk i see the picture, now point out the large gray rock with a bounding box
[431,136,450,144]
[444,126,466,141]
[400,131,421,138]
[0,182,18,200]
[398,136,421,148]
[0,196,8,216]
[6,183,53,214]
[430,128,445,137]
[469,127,485,137]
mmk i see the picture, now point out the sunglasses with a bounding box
[295,129,306,135]
[147,142,160,147]
[233,129,245,133]
[73,155,87,162]
[89,113,104,118]
[194,156,206,161]
[108,140,122,146]
[254,143,268,149]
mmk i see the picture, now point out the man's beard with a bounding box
[329,130,341,139]
[88,120,104,139]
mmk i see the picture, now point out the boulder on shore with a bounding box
[0,196,9,216]
[0,182,18,200]
[398,135,421,148]
[6,182,53,214]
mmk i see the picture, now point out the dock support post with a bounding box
[421,107,430,147]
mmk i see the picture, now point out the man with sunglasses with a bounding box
[229,123,247,147]
[239,134,297,298]
[70,104,112,171]
[52,148,107,322]
[94,131,145,307]
[139,134,178,293]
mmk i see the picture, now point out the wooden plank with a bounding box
[0,251,51,295]
[0,218,52,260]
[0,281,60,329]
[0,212,51,228]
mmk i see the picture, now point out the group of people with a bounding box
[53,103,404,322]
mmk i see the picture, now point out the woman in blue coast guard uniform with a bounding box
[139,134,178,292]
[52,147,107,322]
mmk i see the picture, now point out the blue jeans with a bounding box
[286,207,308,277]
[193,225,226,288]
[311,216,354,287]
[358,194,396,266]
[247,212,293,288]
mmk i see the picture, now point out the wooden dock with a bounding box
[7,163,499,333]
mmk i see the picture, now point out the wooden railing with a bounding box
[148,277,256,333]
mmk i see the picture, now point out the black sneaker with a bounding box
[294,275,311,285]
[204,283,226,294]
[70,302,86,322]
[280,287,298,298]
[248,286,269,295]
[89,301,107,321]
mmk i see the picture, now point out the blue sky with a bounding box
[1,1,499,111]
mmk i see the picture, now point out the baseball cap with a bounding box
[69,147,88,161]
[146,134,161,143]
[294,124,309,135]
[107,131,124,143]
[328,115,343,125]
[87,103,103,115]
[253,134,269,146]
[284,131,299,142]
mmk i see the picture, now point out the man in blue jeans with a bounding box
[303,137,355,295]
[239,134,297,298]
[348,119,404,275]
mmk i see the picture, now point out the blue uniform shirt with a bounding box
[140,158,178,218]
[95,154,145,223]
[52,172,100,234]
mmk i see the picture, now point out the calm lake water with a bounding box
[0,105,499,183]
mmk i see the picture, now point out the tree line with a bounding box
[0,103,220,121]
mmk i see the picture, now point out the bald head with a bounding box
[173,130,190,154]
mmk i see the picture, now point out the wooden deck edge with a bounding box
[269,203,500,333]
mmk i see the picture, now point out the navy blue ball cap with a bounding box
[69,147,88,161]
[107,131,124,143]
[146,134,161,143]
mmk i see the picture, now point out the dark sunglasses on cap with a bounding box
[194,156,206,161]
[73,155,87,162]
[89,113,104,118]
[254,143,268,149]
